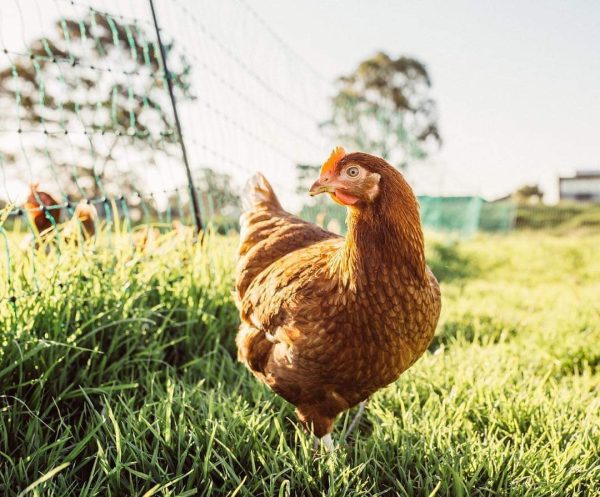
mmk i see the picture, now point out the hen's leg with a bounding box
[322,434,334,452]
[341,400,368,442]
[313,434,335,453]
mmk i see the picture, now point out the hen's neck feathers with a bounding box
[333,169,426,288]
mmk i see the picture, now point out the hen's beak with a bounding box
[309,179,333,196]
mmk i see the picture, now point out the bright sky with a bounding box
[252,0,600,202]
[1,0,599,206]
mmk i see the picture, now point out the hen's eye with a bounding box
[346,166,360,178]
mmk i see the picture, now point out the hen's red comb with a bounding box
[320,147,346,175]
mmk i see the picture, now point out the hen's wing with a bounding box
[235,173,339,301]
[236,237,344,408]
[239,237,341,329]
[235,174,342,385]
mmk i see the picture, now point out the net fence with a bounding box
[301,196,518,237]
[1,1,597,308]
[0,0,331,306]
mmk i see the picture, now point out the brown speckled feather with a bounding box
[236,159,441,437]
[236,174,338,302]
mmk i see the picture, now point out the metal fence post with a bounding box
[148,0,203,232]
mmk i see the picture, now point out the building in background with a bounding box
[559,170,600,202]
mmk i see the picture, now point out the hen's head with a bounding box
[309,147,415,211]
[310,148,424,276]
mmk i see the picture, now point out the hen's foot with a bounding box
[313,433,335,453]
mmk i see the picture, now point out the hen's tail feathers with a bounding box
[242,173,283,213]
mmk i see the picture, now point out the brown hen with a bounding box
[235,149,441,449]
[62,201,97,241]
[24,183,63,234]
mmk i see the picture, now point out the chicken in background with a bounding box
[61,201,97,242]
[235,148,441,451]
[21,184,99,246]
[24,183,63,235]
[133,220,194,253]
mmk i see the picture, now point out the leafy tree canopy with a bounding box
[514,184,544,203]
[0,10,192,201]
[323,51,441,169]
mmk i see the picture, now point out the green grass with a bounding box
[0,228,599,496]
[515,202,600,232]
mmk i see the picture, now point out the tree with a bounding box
[0,10,193,201]
[193,168,241,233]
[295,163,320,194]
[196,168,241,214]
[514,184,544,204]
[323,51,440,169]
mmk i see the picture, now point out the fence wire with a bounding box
[4,1,595,312]
[0,0,331,308]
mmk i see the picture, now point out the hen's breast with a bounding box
[296,267,441,399]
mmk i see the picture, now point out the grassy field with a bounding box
[514,202,600,232]
[0,228,598,496]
